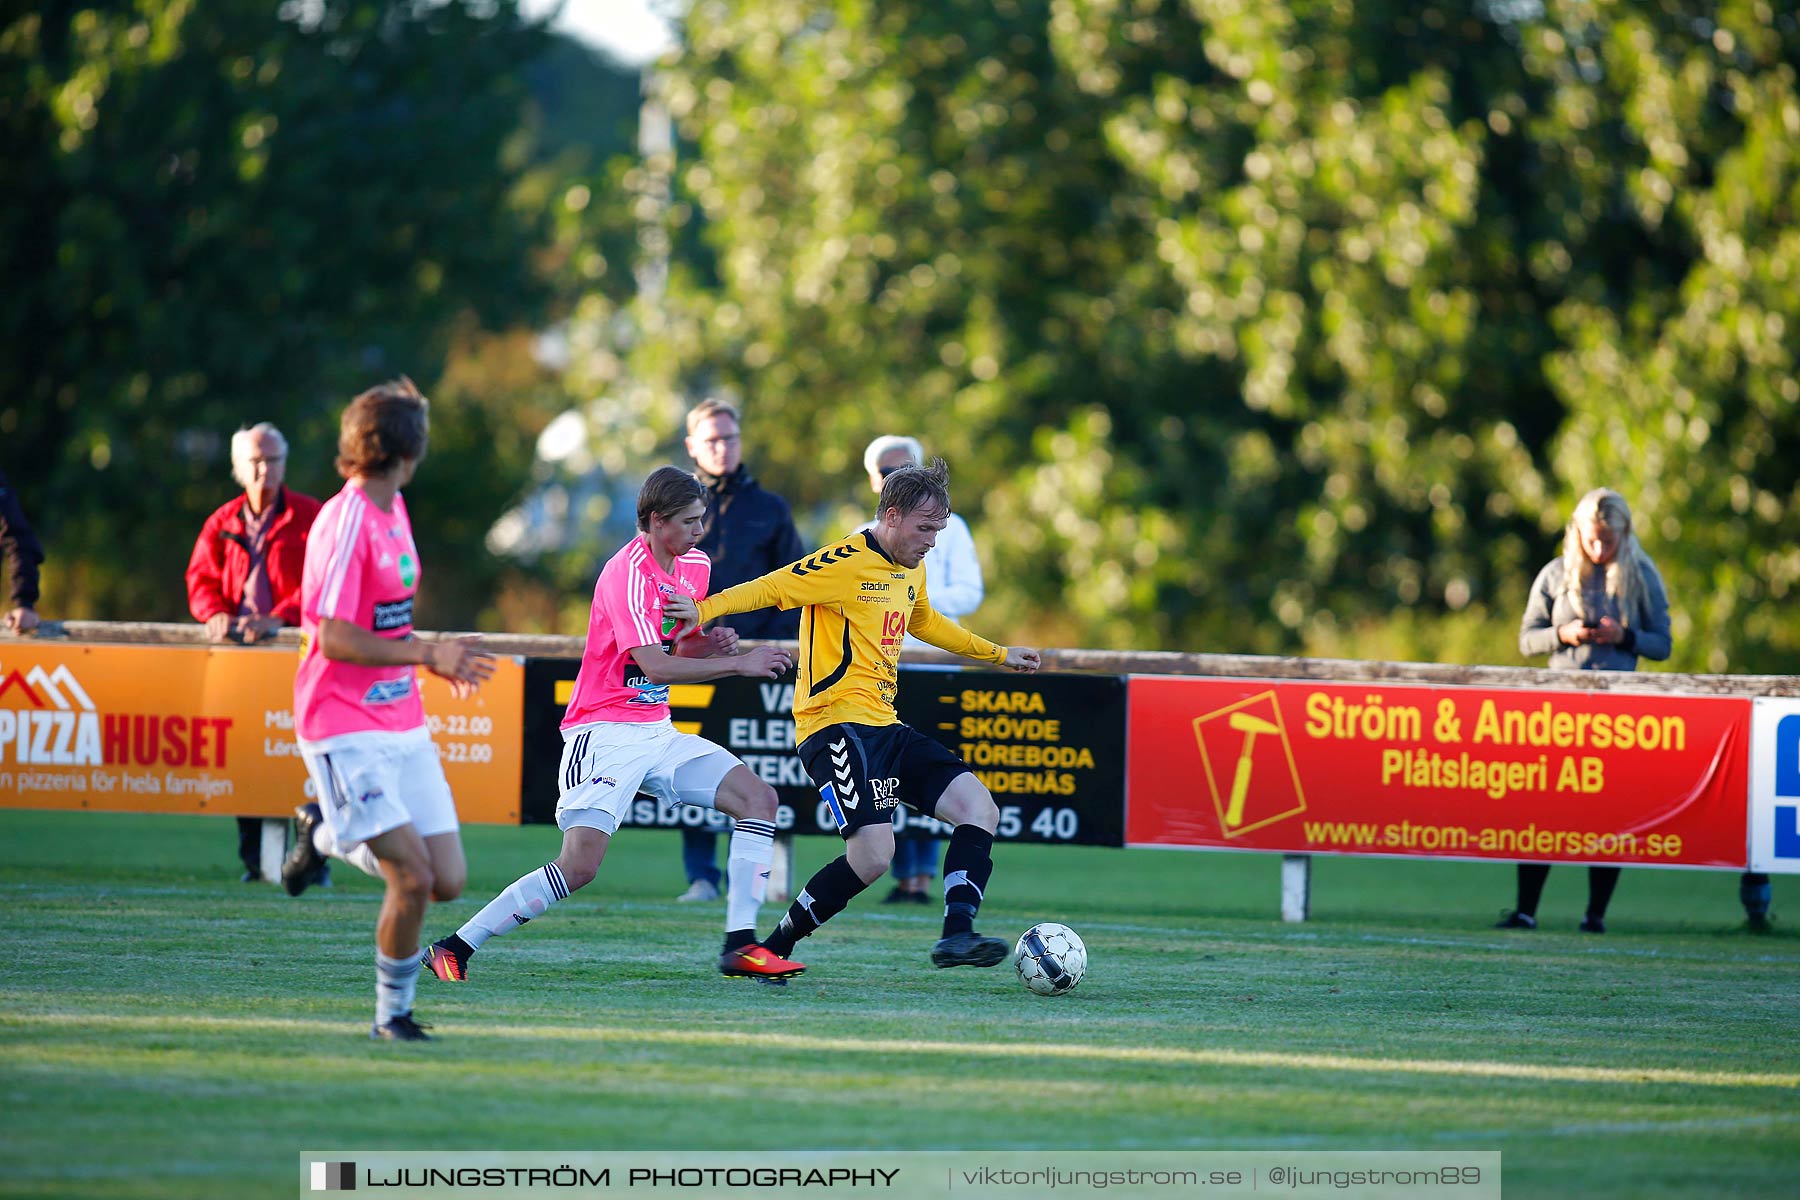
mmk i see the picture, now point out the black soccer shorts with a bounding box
[796,721,972,836]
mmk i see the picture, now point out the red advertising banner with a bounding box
[0,642,523,823]
[1127,677,1750,868]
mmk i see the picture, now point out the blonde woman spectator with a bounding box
[1498,488,1670,934]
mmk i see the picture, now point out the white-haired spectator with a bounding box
[186,421,323,881]
[863,435,984,636]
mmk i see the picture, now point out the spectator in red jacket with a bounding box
[185,422,322,881]
[187,423,322,643]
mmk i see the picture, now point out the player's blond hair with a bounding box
[878,456,951,520]
[1561,488,1651,627]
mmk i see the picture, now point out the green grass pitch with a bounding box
[3,810,1795,1198]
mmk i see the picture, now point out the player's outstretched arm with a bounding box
[423,635,497,699]
[693,550,852,626]
[629,641,793,684]
[908,602,1017,668]
[667,550,847,637]
[316,619,495,697]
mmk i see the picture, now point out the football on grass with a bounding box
[1014,922,1087,996]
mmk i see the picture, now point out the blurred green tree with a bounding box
[0,0,626,628]
[1525,1,1800,671]
[605,0,1799,670]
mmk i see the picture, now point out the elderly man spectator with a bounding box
[675,398,806,901]
[862,435,985,645]
[1,469,44,635]
[187,423,321,645]
[186,422,322,881]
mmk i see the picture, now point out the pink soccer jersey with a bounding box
[294,483,426,741]
[560,535,710,730]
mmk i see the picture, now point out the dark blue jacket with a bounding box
[0,470,43,610]
[697,466,803,639]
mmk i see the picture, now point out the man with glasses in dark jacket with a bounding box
[673,398,805,901]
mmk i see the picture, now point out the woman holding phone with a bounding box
[1497,488,1672,934]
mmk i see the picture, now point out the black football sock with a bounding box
[762,856,867,958]
[1515,863,1551,917]
[940,825,996,938]
[722,928,755,954]
[1585,866,1621,919]
[1740,872,1772,919]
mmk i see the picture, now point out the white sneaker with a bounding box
[676,879,720,902]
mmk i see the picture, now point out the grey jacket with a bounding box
[1518,555,1672,671]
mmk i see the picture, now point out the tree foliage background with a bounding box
[605,0,1800,673]
[0,0,636,628]
[6,0,1798,673]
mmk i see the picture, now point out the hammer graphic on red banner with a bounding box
[1225,711,1280,828]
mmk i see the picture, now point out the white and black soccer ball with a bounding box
[1014,922,1087,996]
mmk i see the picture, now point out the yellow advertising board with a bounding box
[0,642,522,823]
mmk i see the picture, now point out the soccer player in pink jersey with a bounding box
[280,378,495,1041]
[421,467,805,985]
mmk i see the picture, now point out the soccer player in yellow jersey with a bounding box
[666,458,1041,968]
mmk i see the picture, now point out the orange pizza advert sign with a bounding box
[0,642,522,823]
[1128,676,1750,868]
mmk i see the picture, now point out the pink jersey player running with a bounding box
[280,378,495,1042]
[420,467,805,986]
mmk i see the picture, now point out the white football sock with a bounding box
[456,863,569,951]
[312,820,384,880]
[726,819,776,936]
[375,950,419,1024]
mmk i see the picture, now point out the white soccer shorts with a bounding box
[298,725,458,851]
[555,719,738,835]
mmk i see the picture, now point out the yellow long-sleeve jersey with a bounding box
[696,529,1009,745]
